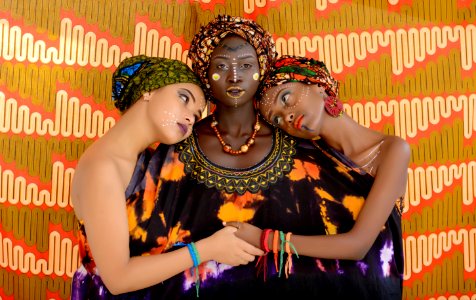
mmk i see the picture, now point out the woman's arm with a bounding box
[231,136,410,260]
[73,159,263,295]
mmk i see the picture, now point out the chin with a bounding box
[159,135,181,145]
[288,130,316,140]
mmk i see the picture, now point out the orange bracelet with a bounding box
[273,230,280,272]
[285,232,292,253]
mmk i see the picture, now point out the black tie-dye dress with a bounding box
[72,128,403,300]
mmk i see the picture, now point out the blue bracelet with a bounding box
[183,242,200,297]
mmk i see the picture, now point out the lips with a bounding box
[226,86,245,98]
[294,115,304,129]
[177,123,188,135]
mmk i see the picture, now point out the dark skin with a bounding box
[226,83,410,261]
[195,35,273,169]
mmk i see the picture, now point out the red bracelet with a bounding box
[260,229,272,252]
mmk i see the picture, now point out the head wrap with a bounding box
[112,55,201,113]
[258,55,339,100]
[188,15,276,100]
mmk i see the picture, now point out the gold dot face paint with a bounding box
[212,73,220,81]
[253,73,259,81]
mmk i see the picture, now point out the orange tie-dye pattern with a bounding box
[149,222,191,255]
[314,187,338,235]
[217,192,264,222]
[127,196,148,242]
[335,164,355,182]
[314,187,334,201]
[160,152,186,181]
[319,200,338,235]
[342,195,365,220]
[142,171,157,221]
[289,159,320,181]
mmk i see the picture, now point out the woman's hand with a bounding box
[224,221,262,249]
[197,226,264,266]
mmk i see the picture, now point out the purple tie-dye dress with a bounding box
[72,128,403,299]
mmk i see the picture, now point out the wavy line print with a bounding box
[344,94,473,139]
[0,135,91,183]
[0,162,74,208]
[0,19,189,68]
[0,231,79,277]
[403,252,476,299]
[0,91,116,138]
[403,228,476,279]
[404,162,475,210]
[402,187,476,234]
[275,25,476,75]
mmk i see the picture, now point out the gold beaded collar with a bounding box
[176,128,297,194]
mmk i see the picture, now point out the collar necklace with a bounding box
[210,114,261,155]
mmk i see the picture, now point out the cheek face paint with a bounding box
[212,73,220,81]
[160,111,178,127]
[253,73,259,81]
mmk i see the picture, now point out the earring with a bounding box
[143,92,152,102]
[324,96,343,118]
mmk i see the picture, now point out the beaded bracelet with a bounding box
[186,242,201,297]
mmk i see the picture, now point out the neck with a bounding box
[319,114,368,157]
[213,101,257,136]
[98,103,157,160]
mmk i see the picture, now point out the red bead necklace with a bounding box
[210,114,261,155]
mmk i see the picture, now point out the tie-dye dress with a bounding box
[72,128,403,300]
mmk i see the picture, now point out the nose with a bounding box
[227,65,242,83]
[185,114,194,125]
[285,112,294,123]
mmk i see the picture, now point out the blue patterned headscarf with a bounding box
[112,55,202,112]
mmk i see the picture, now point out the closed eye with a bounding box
[272,115,283,126]
[281,92,290,105]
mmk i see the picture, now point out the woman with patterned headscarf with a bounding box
[75,15,404,298]
[222,55,407,299]
[71,55,265,299]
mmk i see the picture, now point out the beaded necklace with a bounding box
[210,114,261,155]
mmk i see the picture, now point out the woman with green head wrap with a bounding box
[71,55,263,299]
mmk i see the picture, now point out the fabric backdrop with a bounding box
[0,0,475,299]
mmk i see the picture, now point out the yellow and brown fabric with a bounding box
[1,1,474,299]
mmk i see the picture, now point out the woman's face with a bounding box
[259,82,325,139]
[207,35,260,107]
[146,82,206,144]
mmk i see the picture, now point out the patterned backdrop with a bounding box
[0,0,475,299]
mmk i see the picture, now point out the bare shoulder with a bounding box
[72,151,124,217]
[382,135,410,156]
[380,135,411,166]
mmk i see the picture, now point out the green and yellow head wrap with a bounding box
[112,55,202,113]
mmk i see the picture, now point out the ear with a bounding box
[143,92,152,101]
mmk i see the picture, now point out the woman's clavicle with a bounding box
[352,138,386,176]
